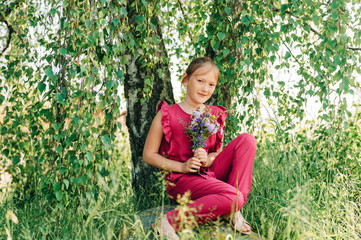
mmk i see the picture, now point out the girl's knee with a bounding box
[223,190,244,212]
[235,133,257,150]
[215,188,245,213]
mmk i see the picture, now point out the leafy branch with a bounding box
[0,0,26,56]
[176,0,194,42]
[272,5,361,51]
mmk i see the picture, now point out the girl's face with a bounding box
[182,64,218,106]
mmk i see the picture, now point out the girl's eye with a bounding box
[210,84,215,87]
[197,80,203,83]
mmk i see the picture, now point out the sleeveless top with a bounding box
[157,101,227,182]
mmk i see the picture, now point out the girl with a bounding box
[143,57,257,239]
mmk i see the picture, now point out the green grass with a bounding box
[1,123,360,239]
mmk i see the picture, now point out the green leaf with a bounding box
[285,52,291,59]
[87,34,94,43]
[340,34,348,43]
[81,174,88,183]
[13,155,21,165]
[86,151,92,161]
[63,179,69,189]
[53,123,60,131]
[223,49,230,57]
[56,146,63,154]
[55,191,63,201]
[99,100,106,109]
[280,4,289,13]
[241,36,249,44]
[60,167,67,175]
[264,89,271,98]
[85,19,91,29]
[116,69,124,80]
[55,93,65,102]
[74,177,82,185]
[101,135,110,146]
[75,174,88,185]
[53,183,61,192]
[135,15,145,24]
[50,8,57,15]
[151,34,160,44]
[217,32,226,41]
[211,39,219,50]
[117,122,122,131]
[1,126,7,135]
[244,58,251,66]
[70,156,77,163]
[241,17,250,24]
[2,149,9,157]
[46,194,53,201]
[270,55,276,63]
[312,15,320,25]
[120,7,127,16]
[106,80,114,89]
[0,94,5,105]
[225,7,231,15]
[244,49,251,55]
[45,67,54,77]
[120,55,128,65]
[58,48,67,56]
[37,83,46,93]
[281,24,288,33]
[211,39,216,48]
[112,18,119,26]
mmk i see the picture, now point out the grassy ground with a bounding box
[1,124,360,239]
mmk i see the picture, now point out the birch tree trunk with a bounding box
[124,0,174,204]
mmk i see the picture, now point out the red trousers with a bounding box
[166,133,257,230]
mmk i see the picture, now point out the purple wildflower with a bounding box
[181,106,225,150]
[193,111,201,118]
[205,122,218,134]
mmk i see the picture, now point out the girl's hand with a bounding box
[182,157,202,173]
[193,148,209,167]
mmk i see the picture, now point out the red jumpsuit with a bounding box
[157,101,257,230]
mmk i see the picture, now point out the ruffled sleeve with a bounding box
[214,106,227,151]
[157,101,172,143]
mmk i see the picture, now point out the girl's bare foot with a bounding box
[223,211,252,234]
[152,214,179,240]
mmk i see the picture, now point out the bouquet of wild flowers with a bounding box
[183,107,222,149]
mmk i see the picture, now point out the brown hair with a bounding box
[182,57,220,83]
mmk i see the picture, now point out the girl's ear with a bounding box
[182,72,188,86]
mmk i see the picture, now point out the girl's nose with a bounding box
[201,83,208,92]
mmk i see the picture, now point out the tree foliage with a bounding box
[1,0,360,211]
[1,0,125,210]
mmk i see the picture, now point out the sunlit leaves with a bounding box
[1,0,360,216]
[0,0,125,210]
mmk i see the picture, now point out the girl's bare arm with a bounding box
[143,111,201,173]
